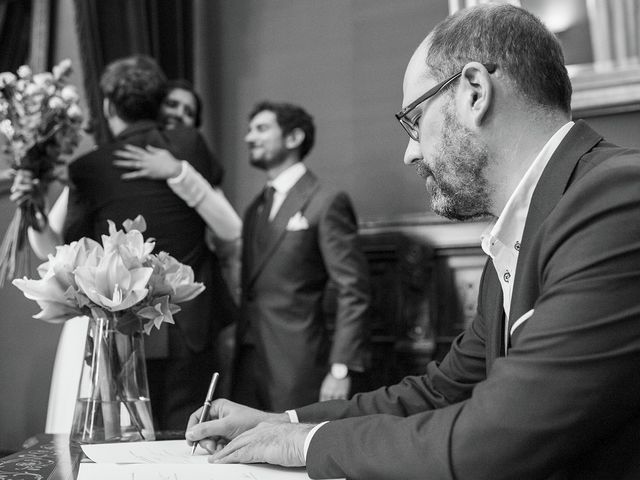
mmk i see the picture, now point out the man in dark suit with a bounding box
[231,101,371,411]
[63,55,235,431]
[186,5,640,479]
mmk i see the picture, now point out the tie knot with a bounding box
[263,185,275,203]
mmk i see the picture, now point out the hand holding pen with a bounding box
[190,372,219,455]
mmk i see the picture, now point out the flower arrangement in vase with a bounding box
[13,215,205,443]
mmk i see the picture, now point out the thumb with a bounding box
[185,399,226,441]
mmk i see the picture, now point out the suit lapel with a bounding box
[247,171,319,287]
[508,120,603,328]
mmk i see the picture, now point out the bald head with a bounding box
[417,4,572,114]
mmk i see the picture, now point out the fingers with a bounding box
[209,432,255,464]
[186,406,206,433]
[119,171,148,180]
[186,418,229,443]
[122,144,147,155]
[113,158,146,180]
[113,159,140,169]
[10,170,38,204]
[113,144,146,161]
[185,400,229,444]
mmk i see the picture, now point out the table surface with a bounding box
[0,431,186,480]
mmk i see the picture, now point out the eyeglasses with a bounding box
[395,63,497,141]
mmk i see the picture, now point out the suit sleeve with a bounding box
[304,160,640,479]
[318,192,371,371]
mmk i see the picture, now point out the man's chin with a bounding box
[430,195,489,222]
[250,158,267,170]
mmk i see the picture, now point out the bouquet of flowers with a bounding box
[13,216,205,443]
[0,59,84,285]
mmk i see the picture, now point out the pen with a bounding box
[190,371,219,455]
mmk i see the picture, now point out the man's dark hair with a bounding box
[426,4,572,113]
[100,55,167,123]
[165,79,203,128]
[249,100,316,160]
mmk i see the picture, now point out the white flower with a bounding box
[74,250,153,312]
[101,220,155,269]
[66,103,83,121]
[52,59,72,80]
[48,96,65,110]
[60,85,79,103]
[32,72,53,87]
[0,72,16,87]
[0,119,14,139]
[12,275,83,322]
[16,65,32,79]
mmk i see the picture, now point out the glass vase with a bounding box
[70,310,155,443]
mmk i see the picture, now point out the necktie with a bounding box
[255,186,275,246]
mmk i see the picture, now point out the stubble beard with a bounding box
[418,100,493,222]
[249,147,288,171]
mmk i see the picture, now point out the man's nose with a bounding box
[403,139,422,165]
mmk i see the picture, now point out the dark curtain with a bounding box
[73,0,194,145]
[0,0,33,72]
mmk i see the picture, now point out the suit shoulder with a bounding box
[162,125,205,145]
[551,149,640,234]
[69,145,107,173]
[313,184,353,207]
[576,140,640,179]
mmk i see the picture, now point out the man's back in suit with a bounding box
[60,54,235,431]
[64,121,213,263]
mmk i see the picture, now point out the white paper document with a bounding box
[81,439,208,464]
[79,440,341,480]
[78,462,315,480]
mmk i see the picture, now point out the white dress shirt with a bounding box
[266,162,307,220]
[481,121,573,353]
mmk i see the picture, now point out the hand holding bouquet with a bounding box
[0,59,84,285]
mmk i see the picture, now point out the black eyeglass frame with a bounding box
[395,62,498,141]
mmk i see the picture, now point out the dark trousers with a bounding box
[147,348,215,432]
[230,345,273,411]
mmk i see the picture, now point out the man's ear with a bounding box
[285,128,305,150]
[459,62,493,127]
[103,98,114,119]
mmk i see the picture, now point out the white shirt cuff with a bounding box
[304,421,329,461]
[285,409,299,423]
[166,160,188,184]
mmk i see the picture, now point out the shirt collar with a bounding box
[482,121,575,258]
[269,162,307,194]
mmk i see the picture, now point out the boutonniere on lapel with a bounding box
[286,212,309,231]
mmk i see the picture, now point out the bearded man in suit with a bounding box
[231,101,371,411]
[186,5,640,479]
[63,55,235,431]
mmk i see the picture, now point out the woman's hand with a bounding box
[113,145,182,180]
[10,169,39,206]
